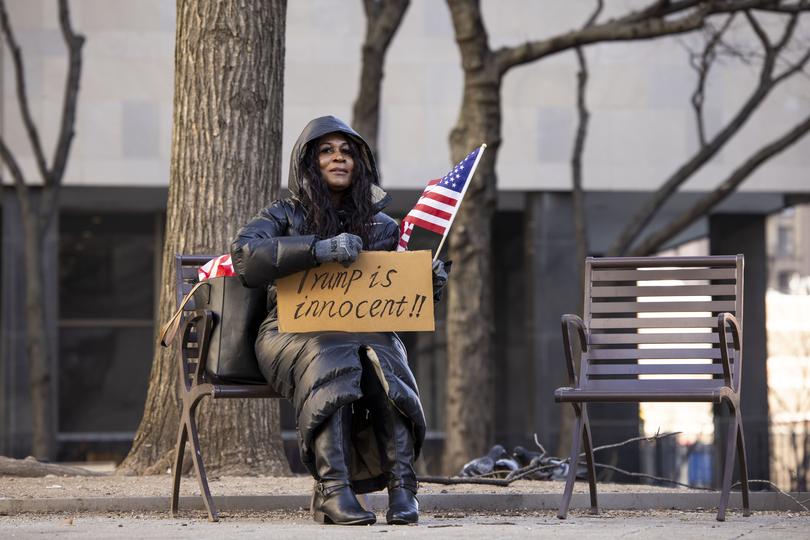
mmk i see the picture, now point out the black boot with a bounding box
[311,406,376,526]
[382,413,418,525]
[360,352,418,524]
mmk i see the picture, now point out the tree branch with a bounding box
[0,135,35,244]
[630,111,810,256]
[584,0,605,27]
[0,135,30,192]
[352,0,410,156]
[690,15,736,147]
[50,0,85,184]
[40,0,85,235]
[493,0,803,75]
[570,1,602,279]
[607,9,809,256]
[0,0,50,182]
[594,462,716,490]
[496,7,710,74]
[571,47,591,275]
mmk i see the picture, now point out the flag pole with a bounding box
[433,143,486,263]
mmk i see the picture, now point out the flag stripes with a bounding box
[396,145,485,252]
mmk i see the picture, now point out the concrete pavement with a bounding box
[2,509,809,539]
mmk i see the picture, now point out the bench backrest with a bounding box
[172,254,215,385]
[175,254,214,310]
[581,255,743,394]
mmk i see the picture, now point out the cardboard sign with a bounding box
[276,250,435,333]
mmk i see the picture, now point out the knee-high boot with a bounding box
[381,411,419,525]
[311,406,376,525]
[359,352,418,524]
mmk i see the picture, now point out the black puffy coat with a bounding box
[230,116,426,493]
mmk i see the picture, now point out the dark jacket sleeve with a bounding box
[230,201,318,288]
[368,212,399,252]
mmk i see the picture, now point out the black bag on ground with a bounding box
[160,276,267,384]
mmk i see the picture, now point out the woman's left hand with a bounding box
[432,259,452,301]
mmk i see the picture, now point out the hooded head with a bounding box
[289,116,387,244]
[288,115,380,204]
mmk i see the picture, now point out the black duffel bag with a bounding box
[160,276,267,384]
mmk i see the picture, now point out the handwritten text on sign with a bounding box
[276,250,435,332]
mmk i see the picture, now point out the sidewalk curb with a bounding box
[0,492,805,515]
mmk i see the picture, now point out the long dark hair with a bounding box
[300,135,375,245]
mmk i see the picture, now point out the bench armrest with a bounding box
[717,312,742,391]
[179,309,215,388]
[561,314,589,387]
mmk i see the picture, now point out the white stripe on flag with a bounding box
[415,196,455,214]
[407,209,450,228]
[397,220,414,252]
[428,185,463,200]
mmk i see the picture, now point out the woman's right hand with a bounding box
[314,233,363,266]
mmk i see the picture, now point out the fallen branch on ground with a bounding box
[0,455,104,477]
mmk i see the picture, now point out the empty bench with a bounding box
[555,255,750,521]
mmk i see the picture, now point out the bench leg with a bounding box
[186,401,219,522]
[171,421,188,517]
[736,410,751,517]
[581,405,598,514]
[717,402,739,522]
[558,404,584,519]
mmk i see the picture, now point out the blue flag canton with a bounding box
[438,148,480,193]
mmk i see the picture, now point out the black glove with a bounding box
[432,259,452,301]
[313,233,362,266]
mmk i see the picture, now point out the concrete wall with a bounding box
[3,1,810,195]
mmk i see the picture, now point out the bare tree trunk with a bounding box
[352,0,410,156]
[119,0,290,476]
[438,0,810,475]
[20,196,53,459]
[0,0,83,460]
[442,0,502,476]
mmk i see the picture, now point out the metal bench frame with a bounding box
[169,254,281,522]
[555,255,751,521]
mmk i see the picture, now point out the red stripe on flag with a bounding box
[421,190,458,207]
[409,215,446,235]
[427,178,441,186]
[413,203,452,221]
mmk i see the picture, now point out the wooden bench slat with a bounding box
[589,333,731,345]
[587,364,725,376]
[590,284,736,297]
[590,256,738,268]
[590,300,736,313]
[592,268,737,281]
[581,379,725,392]
[555,389,729,403]
[587,348,725,360]
[589,317,719,329]
[181,266,200,279]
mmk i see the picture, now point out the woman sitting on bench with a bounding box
[230,116,449,526]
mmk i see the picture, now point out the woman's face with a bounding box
[317,133,354,195]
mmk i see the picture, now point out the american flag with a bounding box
[397,145,485,251]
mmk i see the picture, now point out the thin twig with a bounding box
[732,479,810,512]
[0,0,49,181]
[533,433,548,456]
[417,475,511,486]
[690,15,735,146]
[593,462,715,491]
[589,430,680,455]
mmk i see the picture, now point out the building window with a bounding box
[777,225,795,257]
[777,271,794,293]
[58,212,158,439]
